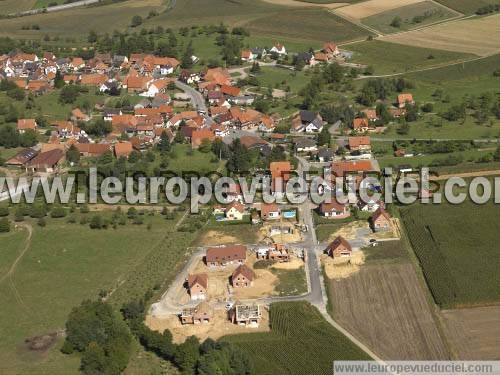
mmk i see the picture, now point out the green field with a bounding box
[348,40,474,75]
[400,199,500,308]
[272,266,308,296]
[0,0,165,38]
[222,301,370,375]
[434,0,498,14]
[0,212,195,374]
[362,1,459,34]
[245,8,371,43]
[0,0,36,14]
[253,66,309,93]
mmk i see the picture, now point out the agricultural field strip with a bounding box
[335,0,428,20]
[379,13,500,56]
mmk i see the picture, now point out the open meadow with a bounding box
[222,301,370,375]
[400,199,500,308]
[327,241,449,360]
[0,211,196,374]
[361,1,460,34]
[380,14,500,56]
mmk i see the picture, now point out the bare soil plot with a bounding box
[146,307,270,344]
[321,251,365,279]
[380,14,500,56]
[441,306,500,360]
[336,0,425,19]
[328,262,449,360]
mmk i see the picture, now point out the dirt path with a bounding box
[0,223,34,314]
[431,169,500,181]
[0,223,33,285]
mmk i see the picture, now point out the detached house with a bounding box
[187,273,208,301]
[348,136,371,153]
[292,110,323,133]
[260,203,281,221]
[241,50,256,62]
[225,201,246,221]
[270,44,287,56]
[180,302,211,325]
[370,207,391,232]
[17,119,37,134]
[231,264,255,288]
[397,93,414,108]
[352,118,369,132]
[318,199,350,219]
[325,236,352,258]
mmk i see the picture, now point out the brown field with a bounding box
[380,14,500,56]
[336,0,425,19]
[328,262,449,360]
[441,306,500,360]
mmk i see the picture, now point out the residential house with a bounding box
[318,199,350,219]
[348,136,371,153]
[325,236,352,258]
[231,265,255,288]
[323,42,340,56]
[180,302,211,325]
[114,141,134,158]
[295,52,316,67]
[352,118,369,132]
[294,137,317,153]
[230,304,261,326]
[75,143,111,157]
[361,108,378,122]
[103,108,123,122]
[186,273,208,301]
[205,245,247,267]
[71,108,90,122]
[17,119,37,134]
[397,93,414,108]
[260,203,281,221]
[225,201,246,221]
[241,50,256,62]
[370,207,391,232]
[270,44,287,56]
[292,110,323,133]
[270,161,292,197]
[317,148,334,162]
[258,116,275,133]
[191,128,216,149]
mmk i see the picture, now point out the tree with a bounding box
[66,144,81,164]
[174,335,200,373]
[54,70,65,88]
[0,217,10,233]
[198,139,213,153]
[0,206,10,217]
[59,84,80,104]
[181,41,195,69]
[254,97,269,114]
[131,15,143,28]
[494,145,500,161]
[89,214,103,229]
[317,126,331,147]
[250,61,260,73]
[50,206,67,218]
[87,30,98,43]
[157,131,171,154]
[390,16,402,28]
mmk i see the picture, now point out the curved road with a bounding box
[175,80,207,113]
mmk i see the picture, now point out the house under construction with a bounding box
[180,302,212,325]
[230,304,261,326]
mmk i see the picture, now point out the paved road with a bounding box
[175,80,207,113]
[11,0,100,15]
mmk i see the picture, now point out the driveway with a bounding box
[175,80,207,113]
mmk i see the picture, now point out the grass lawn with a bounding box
[400,198,500,308]
[167,144,222,174]
[272,266,307,296]
[362,1,459,34]
[363,240,409,263]
[253,66,309,93]
[0,0,36,14]
[222,301,370,375]
[0,147,24,161]
[33,0,63,9]
[348,40,473,75]
[0,212,195,374]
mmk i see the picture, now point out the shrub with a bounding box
[0,217,10,232]
[0,206,9,217]
[50,206,67,218]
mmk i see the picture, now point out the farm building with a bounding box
[230,304,261,327]
[325,236,352,258]
[371,207,392,232]
[231,264,255,288]
[205,245,247,267]
[5,148,39,168]
[26,149,65,173]
[187,273,208,301]
[180,302,212,325]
